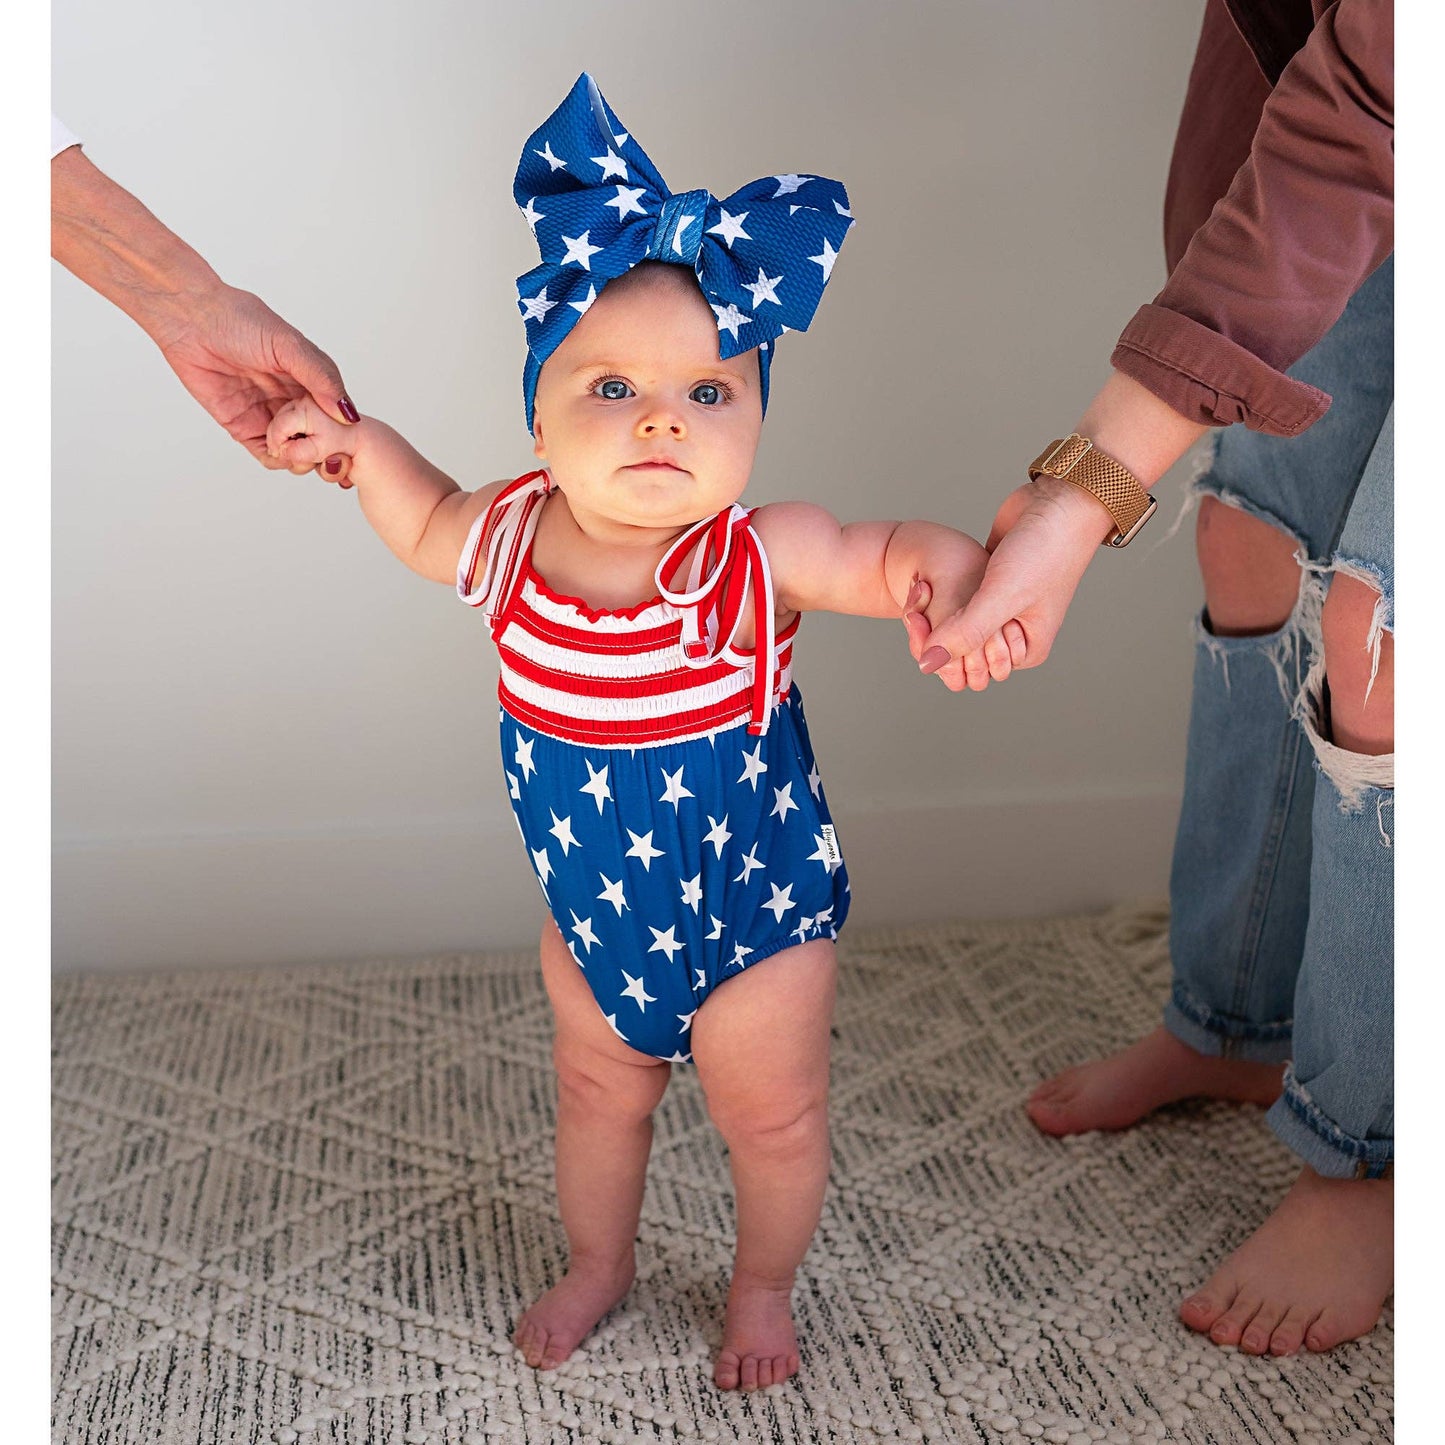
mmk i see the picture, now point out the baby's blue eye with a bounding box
[690,384,722,405]
[596,379,633,400]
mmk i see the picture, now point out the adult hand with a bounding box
[148,286,357,486]
[915,476,1113,689]
[51,143,356,486]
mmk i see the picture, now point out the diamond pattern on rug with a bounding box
[52,906,1393,1443]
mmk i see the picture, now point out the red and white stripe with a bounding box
[457,471,796,748]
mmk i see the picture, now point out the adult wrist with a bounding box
[1028,472,1120,547]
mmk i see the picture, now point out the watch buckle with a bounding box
[1106,495,1158,548]
[1041,435,1091,477]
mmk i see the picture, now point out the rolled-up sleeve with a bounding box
[1112,0,1393,436]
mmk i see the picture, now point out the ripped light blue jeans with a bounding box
[1164,256,1394,1181]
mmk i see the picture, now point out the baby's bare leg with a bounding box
[691,938,837,1391]
[513,918,672,1371]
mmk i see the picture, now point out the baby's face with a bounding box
[532,266,763,539]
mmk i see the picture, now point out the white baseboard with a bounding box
[52,791,1180,973]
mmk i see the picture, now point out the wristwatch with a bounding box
[1028,434,1157,548]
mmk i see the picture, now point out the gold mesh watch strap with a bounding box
[1027,435,1158,548]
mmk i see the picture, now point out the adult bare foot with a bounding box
[714,1270,800,1391]
[512,1257,635,1370]
[1026,1025,1284,1136]
[1180,1164,1393,1354]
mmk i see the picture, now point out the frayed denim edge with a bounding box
[1269,1063,1393,1179]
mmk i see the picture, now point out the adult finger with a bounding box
[271,327,359,427]
[315,454,355,488]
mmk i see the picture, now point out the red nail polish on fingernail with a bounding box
[338,395,360,423]
[920,646,951,674]
[325,456,343,475]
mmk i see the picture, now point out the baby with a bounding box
[268,75,1013,1391]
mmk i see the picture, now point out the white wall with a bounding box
[53,0,1208,972]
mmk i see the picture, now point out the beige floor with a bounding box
[52,906,1392,1444]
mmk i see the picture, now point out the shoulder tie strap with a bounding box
[457,470,553,629]
[656,505,778,736]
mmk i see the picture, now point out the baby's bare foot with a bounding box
[512,1257,634,1371]
[714,1270,800,1391]
[1180,1165,1393,1355]
[1026,1025,1284,1136]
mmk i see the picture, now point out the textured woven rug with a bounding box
[52,907,1393,1444]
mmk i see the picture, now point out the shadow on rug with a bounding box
[52,905,1392,1444]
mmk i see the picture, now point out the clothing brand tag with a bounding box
[820,824,840,866]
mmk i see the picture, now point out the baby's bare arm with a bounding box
[266,398,506,584]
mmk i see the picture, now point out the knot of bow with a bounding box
[514,73,855,430]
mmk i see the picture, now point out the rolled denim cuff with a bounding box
[1163,981,1294,1065]
[1267,1065,1393,1180]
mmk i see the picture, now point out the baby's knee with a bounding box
[554,1048,667,1124]
[709,1086,828,1159]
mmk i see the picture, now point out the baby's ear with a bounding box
[532,417,547,461]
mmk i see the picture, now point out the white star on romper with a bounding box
[763,882,797,922]
[648,926,684,963]
[680,874,703,912]
[659,765,694,808]
[548,811,579,856]
[621,969,659,1010]
[770,782,799,823]
[514,732,537,780]
[734,845,764,884]
[597,873,629,915]
[737,743,768,791]
[626,830,665,870]
[580,759,612,811]
[571,912,601,954]
[704,815,733,858]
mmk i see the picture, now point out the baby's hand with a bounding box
[265,396,357,489]
[903,574,1026,693]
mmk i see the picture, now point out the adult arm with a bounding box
[51,134,358,476]
[917,0,1393,684]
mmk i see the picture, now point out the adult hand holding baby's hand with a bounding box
[903,576,1026,692]
[266,397,356,489]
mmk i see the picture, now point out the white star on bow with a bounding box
[560,230,604,270]
[531,847,553,885]
[770,782,799,823]
[626,829,665,871]
[670,213,698,255]
[647,926,684,963]
[706,209,751,248]
[834,199,853,218]
[807,761,822,799]
[570,911,601,954]
[711,302,751,341]
[519,287,557,324]
[680,874,703,913]
[807,833,841,872]
[729,941,755,970]
[762,882,797,922]
[737,743,768,791]
[605,185,648,219]
[809,237,840,282]
[569,284,599,316]
[580,758,611,811]
[659,765,694,809]
[514,733,537,780]
[597,873,629,916]
[734,844,764,884]
[519,196,544,233]
[742,269,783,308]
[548,811,579,856]
[703,815,733,858]
[773,173,814,197]
[535,141,567,172]
[622,968,659,1010]
[591,149,629,180]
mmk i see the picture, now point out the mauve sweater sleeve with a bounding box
[1111,0,1392,436]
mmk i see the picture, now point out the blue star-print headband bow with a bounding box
[514,73,855,432]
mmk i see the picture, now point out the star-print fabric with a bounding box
[513,72,855,431]
[459,474,850,1062]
